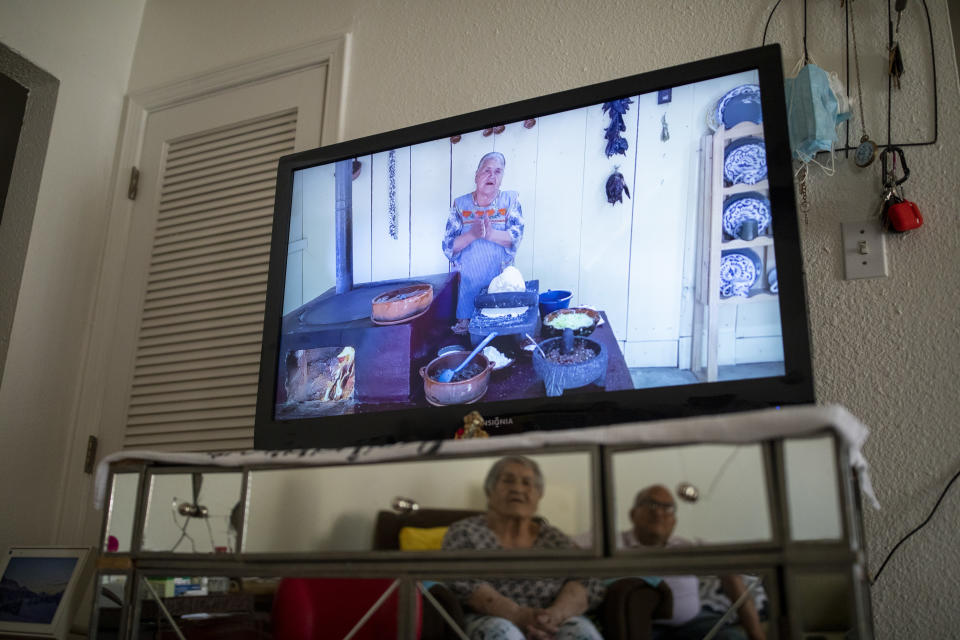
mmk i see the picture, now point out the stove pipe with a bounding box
[334,159,354,294]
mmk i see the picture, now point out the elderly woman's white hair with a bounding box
[483,455,544,497]
[476,151,506,173]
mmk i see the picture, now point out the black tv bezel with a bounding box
[254,44,814,451]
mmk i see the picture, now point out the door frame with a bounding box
[55,35,350,545]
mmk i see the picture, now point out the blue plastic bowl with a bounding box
[538,290,572,315]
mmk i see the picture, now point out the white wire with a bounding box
[704,446,742,500]
[700,579,761,640]
[142,577,187,640]
[677,444,743,503]
[168,497,196,553]
[417,582,471,640]
[340,580,400,640]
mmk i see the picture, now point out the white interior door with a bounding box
[103,66,325,452]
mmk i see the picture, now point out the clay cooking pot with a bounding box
[371,284,433,323]
[420,352,493,405]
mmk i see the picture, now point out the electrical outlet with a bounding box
[842,219,888,279]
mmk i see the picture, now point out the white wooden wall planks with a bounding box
[352,154,373,284]
[287,69,783,369]
[580,98,637,352]
[728,300,785,365]
[530,108,587,300]
[492,120,539,279]
[627,88,689,366]
[371,148,411,282]
[410,138,452,278]
[284,169,305,312]
[296,162,336,314]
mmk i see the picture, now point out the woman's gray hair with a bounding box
[476,151,506,173]
[483,455,544,496]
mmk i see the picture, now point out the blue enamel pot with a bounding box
[538,290,572,315]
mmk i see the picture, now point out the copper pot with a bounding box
[420,352,492,406]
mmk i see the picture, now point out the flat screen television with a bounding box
[255,44,813,450]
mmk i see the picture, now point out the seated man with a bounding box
[621,485,766,640]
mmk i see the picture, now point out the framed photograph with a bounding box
[0,546,94,639]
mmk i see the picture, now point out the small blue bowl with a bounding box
[538,290,572,315]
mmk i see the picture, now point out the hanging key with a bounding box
[878,171,907,232]
[888,46,904,89]
[889,0,907,88]
[895,0,907,31]
[879,146,923,232]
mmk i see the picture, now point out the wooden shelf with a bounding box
[720,291,778,305]
[723,121,764,138]
[693,122,778,382]
[723,179,768,196]
[721,236,774,250]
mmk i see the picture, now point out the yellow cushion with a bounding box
[398,526,448,551]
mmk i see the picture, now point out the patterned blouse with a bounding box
[441,515,605,610]
[441,191,525,266]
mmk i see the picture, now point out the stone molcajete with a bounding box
[532,328,608,397]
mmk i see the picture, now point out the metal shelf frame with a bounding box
[92,429,875,640]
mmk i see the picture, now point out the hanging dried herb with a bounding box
[606,168,631,205]
[602,98,633,157]
[388,150,398,239]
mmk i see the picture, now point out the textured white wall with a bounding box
[0,0,948,636]
[0,0,146,551]
[125,2,960,635]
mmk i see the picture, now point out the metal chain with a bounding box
[797,164,810,224]
[849,0,867,138]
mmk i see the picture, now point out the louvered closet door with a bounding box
[115,67,325,451]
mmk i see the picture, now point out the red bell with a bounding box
[887,199,923,232]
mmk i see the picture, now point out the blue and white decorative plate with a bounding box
[722,192,771,239]
[720,249,761,298]
[724,136,767,185]
[709,84,762,131]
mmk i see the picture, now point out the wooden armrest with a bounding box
[600,578,673,640]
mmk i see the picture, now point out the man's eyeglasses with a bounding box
[636,499,676,515]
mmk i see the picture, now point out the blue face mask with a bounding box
[784,63,851,161]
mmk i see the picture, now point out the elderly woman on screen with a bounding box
[442,152,525,335]
[441,456,604,640]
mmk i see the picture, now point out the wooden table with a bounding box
[412,311,634,406]
[277,305,634,417]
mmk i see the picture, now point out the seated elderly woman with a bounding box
[441,456,604,640]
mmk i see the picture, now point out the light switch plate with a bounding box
[842,219,888,279]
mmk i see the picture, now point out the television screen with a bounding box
[255,45,813,449]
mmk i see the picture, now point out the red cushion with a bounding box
[272,578,422,640]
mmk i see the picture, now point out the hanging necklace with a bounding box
[850,0,878,168]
